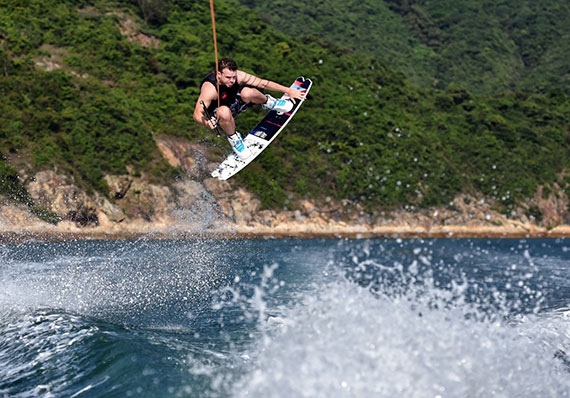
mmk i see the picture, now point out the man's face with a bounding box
[218,68,237,87]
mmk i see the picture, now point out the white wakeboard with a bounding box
[211,76,312,181]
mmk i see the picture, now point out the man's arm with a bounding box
[237,70,306,101]
[193,82,218,129]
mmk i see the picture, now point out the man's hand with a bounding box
[206,116,219,130]
[286,87,307,103]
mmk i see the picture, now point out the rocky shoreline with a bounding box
[2,198,569,243]
[1,223,569,243]
[2,137,569,242]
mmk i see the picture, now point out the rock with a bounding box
[231,188,260,224]
[104,175,132,199]
[535,184,569,226]
[26,170,99,226]
[298,199,316,214]
[111,11,161,48]
[119,179,173,222]
[155,137,212,179]
[202,177,231,196]
[0,203,46,228]
[173,180,209,206]
[93,192,126,223]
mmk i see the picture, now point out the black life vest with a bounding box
[200,72,241,114]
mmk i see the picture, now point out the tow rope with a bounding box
[208,0,220,111]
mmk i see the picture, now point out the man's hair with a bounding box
[218,58,238,72]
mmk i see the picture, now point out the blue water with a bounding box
[0,238,569,397]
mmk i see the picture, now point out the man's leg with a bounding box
[241,87,293,113]
[216,106,236,136]
[217,105,251,159]
[239,87,267,104]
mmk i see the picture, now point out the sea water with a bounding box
[0,238,568,397]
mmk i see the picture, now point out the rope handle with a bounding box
[200,100,221,137]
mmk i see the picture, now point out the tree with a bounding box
[137,0,169,25]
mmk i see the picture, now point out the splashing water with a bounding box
[0,238,569,397]
[0,239,229,324]
[234,273,570,397]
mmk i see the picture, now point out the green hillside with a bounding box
[1,0,569,220]
[238,0,570,95]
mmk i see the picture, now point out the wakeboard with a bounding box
[211,76,312,180]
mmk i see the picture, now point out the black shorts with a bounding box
[213,89,251,119]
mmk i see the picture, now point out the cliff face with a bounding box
[1,136,569,239]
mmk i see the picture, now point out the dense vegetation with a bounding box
[238,0,570,95]
[1,0,569,218]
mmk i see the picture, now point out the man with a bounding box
[193,58,306,159]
